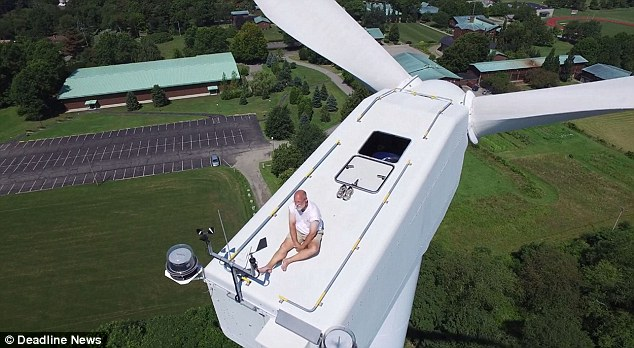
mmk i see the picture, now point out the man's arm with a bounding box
[289,210,301,249]
[298,220,320,250]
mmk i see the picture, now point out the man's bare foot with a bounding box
[281,259,290,271]
[258,265,273,274]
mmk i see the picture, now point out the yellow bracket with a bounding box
[241,277,251,285]
[314,292,326,307]
[278,295,288,303]
[351,239,361,251]
[270,206,280,217]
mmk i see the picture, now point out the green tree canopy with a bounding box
[271,143,302,177]
[388,23,400,43]
[265,104,295,140]
[292,122,327,161]
[126,91,141,111]
[151,84,169,107]
[250,69,276,98]
[437,33,489,72]
[542,48,560,73]
[230,22,268,64]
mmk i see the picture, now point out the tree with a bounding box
[250,69,276,97]
[312,86,322,108]
[183,26,230,56]
[560,53,575,81]
[264,105,294,140]
[137,38,163,62]
[93,32,140,65]
[0,42,26,106]
[481,73,519,94]
[572,37,600,65]
[362,6,387,28]
[293,122,327,161]
[301,80,310,95]
[297,96,313,121]
[289,87,300,105]
[271,143,302,177]
[336,0,366,20]
[320,84,328,101]
[340,85,370,120]
[388,24,400,43]
[326,94,338,112]
[10,59,62,120]
[437,33,490,72]
[151,84,169,107]
[542,48,560,73]
[525,69,559,89]
[230,22,268,64]
[497,22,533,54]
[239,93,248,105]
[126,91,141,111]
[319,106,331,123]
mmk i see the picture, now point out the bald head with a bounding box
[294,190,308,210]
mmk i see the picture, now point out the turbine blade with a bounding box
[254,0,411,91]
[469,77,634,140]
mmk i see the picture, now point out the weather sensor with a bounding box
[164,244,202,284]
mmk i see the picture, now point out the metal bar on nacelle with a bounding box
[356,89,398,122]
[423,102,452,139]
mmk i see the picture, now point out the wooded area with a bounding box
[97,224,633,347]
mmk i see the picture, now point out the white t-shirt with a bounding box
[288,201,323,235]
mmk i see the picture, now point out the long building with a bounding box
[469,55,588,83]
[58,53,239,110]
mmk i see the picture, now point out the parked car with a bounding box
[211,154,220,167]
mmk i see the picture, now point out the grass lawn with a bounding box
[398,23,446,43]
[573,111,634,152]
[259,160,283,193]
[27,112,208,141]
[534,39,574,56]
[433,123,634,253]
[262,25,284,42]
[156,36,185,59]
[0,167,252,331]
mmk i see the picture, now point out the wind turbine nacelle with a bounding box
[204,80,472,348]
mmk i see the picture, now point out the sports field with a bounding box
[548,8,634,36]
[398,23,446,43]
[0,167,252,331]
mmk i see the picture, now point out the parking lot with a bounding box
[0,114,268,196]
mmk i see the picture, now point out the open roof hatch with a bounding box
[335,131,411,193]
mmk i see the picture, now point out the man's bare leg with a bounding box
[281,240,321,271]
[258,238,294,273]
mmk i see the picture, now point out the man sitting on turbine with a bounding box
[258,189,323,272]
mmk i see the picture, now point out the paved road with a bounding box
[283,53,353,95]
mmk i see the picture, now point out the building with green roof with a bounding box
[394,52,460,82]
[365,28,385,41]
[469,55,588,83]
[58,53,239,110]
